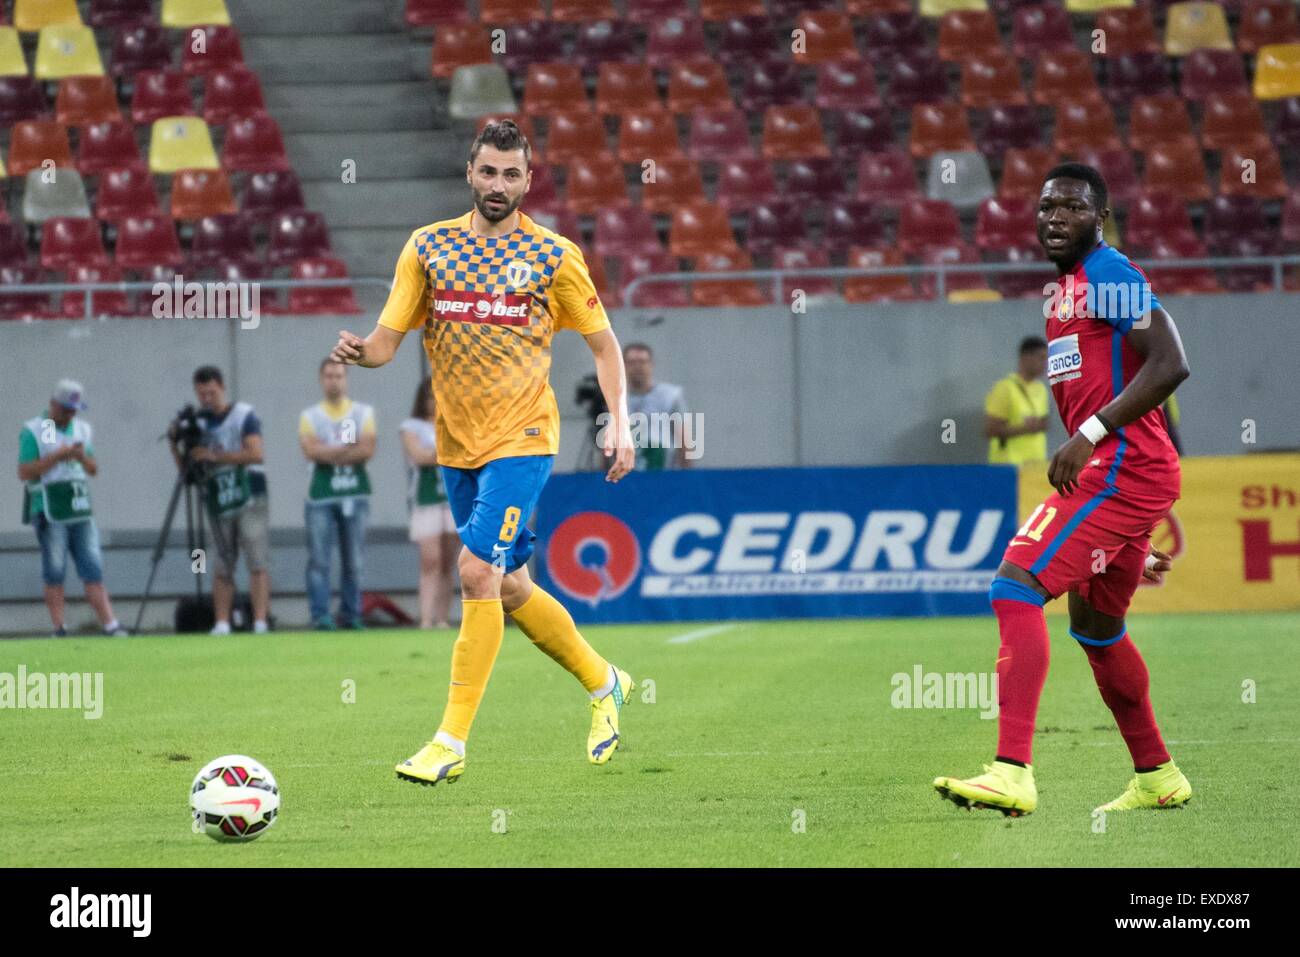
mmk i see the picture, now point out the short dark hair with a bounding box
[470,119,531,169]
[193,365,223,386]
[1042,162,1108,212]
[1019,336,1048,356]
[623,342,653,359]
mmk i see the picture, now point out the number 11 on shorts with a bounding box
[1016,504,1058,542]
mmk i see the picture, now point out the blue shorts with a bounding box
[34,514,104,586]
[441,455,554,574]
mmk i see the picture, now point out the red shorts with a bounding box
[1002,462,1175,618]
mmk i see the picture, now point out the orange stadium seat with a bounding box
[552,0,616,21]
[1127,93,1195,153]
[669,200,740,258]
[761,105,829,160]
[477,0,544,23]
[1143,140,1212,202]
[566,154,627,214]
[544,110,609,166]
[691,249,769,307]
[960,51,1028,107]
[430,23,491,80]
[55,76,120,126]
[1237,0,1300,55]
[937,9,1002,63]
[618,109,685,164]
[1053,100,1122,154]
[1033,50,1102,106]
[170,167,237,221]
[1218,141,1289,198]
[95,166,162,224]
[41,217,109,272]
[666,61,733,114]
[523,63,588,115]
[898,198,962,256]
[8,120,72,176]
[909,103,977,158]
[698,0,765,20]
[1094,7,1161,57]
[640,156,705,214]
[843,246,917,302]
[793,11,861,65]
[596,63,659,117]
[996,146,1056,200]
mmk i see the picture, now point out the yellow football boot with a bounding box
[395,740,464,786]
[933,760,1037,817]
[1094,762,1191,812]
[588,667,634,765]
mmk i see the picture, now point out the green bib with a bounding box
[43,478,93,524]
[206,467,251,516]
[415,465,446,506]
[639,446,667,472]
[309,463,372,501]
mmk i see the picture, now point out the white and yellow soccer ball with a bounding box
[190,754,280,842]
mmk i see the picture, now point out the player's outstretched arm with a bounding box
[330,324,405,369]
[583,327,635,483]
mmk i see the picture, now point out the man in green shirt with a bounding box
[984,337,1050,465]
[18,380,129,637]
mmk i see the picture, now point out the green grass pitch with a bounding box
[1,612,1296,867]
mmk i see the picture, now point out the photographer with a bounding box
[171,366,271,635]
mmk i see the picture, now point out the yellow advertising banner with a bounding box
[1018,454,1300,614]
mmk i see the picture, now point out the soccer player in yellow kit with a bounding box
[329,120,637,786]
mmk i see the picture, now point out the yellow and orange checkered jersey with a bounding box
[378,211,610,469]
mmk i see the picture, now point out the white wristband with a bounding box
[1078,415,1109,445]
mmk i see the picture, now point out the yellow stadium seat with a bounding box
[149,116,221,173]
[161,0,233,28]
[13,0,82,33]
[1064,0,1134,12]
[0,28,29,77]
[1164,2,1233,57]
[1254,43,1300,99]
[0,155,7,180]
[947,288,1002,303]
[34,26,105,80]
[1103,215,1121,250]
[919,0,988,19]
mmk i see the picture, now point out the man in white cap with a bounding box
[17,380,129,637]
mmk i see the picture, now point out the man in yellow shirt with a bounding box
[984,336,1050,464]
[329,120,637,787]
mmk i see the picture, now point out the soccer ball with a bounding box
[190,754,280,842]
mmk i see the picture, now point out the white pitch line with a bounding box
[667,623,739,645]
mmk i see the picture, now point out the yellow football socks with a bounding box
[436,598,504,743]
[510,586,610,694]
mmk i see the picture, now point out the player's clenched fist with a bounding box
[330,330,366,365]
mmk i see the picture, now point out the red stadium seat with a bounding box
[240,169,307,221]
[669,200,740,258]
[404,0,469,26]
[1204,194,1278,254]
[975,195,1037,251]
[523,63,588,116]
[978,104,1041,154]
[745,199,807,258]
[1272,94,1300,150]
[898,198,962,257]
[55,77,121,127]
[814,61,881,110]
[170,168,237,221]
[688,109,754,161]
[111,23,172,78]
[203,66,266,125]
[888,54,948,108]
[60,263,133,319]
[691,250,769,308]
[1012,4,1075,59]
[1238,0,1300,54]
[221,112,290,171]
[619,249,690,308]
[1180,48,1248,100]
[77,120,143,175]
[917,243,990,298]
[715,157,778,211]
[772,244,837,298]
[478,0,545,23]
[544,110,609,166]
[699,0,766,21]
[640,156,705,215]
[9,121,73,178]
[835,108,896,158]
[1143,140,1212,203]
[739,61,803,112]
[909,103,976,158]
[550,0,616,22]
[0,224,30,267]
[626,0,690,23]
[430,23,491,79]
[666,60,734,115]
[1070,146,1140,205]
[594,203,662,258]
[1094,7,1161,57]
[646,18,709,71]
[596,63,658,117]
[189,213,259,270]
[770,0,837,16]
[1144,233,1223,295]
[863,11,928,64]
[1033,50,1102,106]
[566,154,628,214]
[131,71,196,125]
[987,246,1055,299]
[1053,100,1122,155]
[1218,141,1289,199]
[937,10,1002,63]
[997,146,1057,199]
[0,265,55,321]
[845,0,912,11]
[762,105,829,161]
[856,148,921,204]
[1282,188,1300,246]
[268,211,332,266]
[793,11,861,65]
[0,77,50,127]
[90,0,155,28]
[823,199,886,253]
[520,161,560,215]
[1200,91,1270,150]
[716,15,780,66]
[843,246,917,302]
[1125,191,1196,252]
[41,218,109,272]
[288,257,362,315]
[783,157,837,203]
[502,21,561,74]
[961,51,1028,108]
[94,165,161,221]
[619,109,684,164]
[1127,93,1195,153]
[1104,51,1173,104]
[181,26,245,76]
[115,214,184,271]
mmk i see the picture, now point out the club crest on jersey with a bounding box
[1057,295,1074,321]
[504,260,533,290]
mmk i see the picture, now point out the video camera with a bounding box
[168,404,208,484]
[574,374,607,426]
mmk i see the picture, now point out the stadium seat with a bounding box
[87,0,153,27]
[55,76,120,127]
[1253,43,1300,99]
[1142,140,1211,202]
[42,216,109,272]
[1164,2,1233,57]
[170,168,236,221]
[640,156,705,214]
[115,213,184,271]
[618,249,688,308]
[1200,91,1269,149]
[626,0,690,23]
[35,25,104,79]
[287,257,362,315]
[783,157,837,203]
[477,0,545,23]
[593,203,662,258]
[14,0,82,32]
[0,265,55,320]
[498,21,558,75]
[976,195,1037,251]
[823,199,886,253]
[404,0,470,27]
[448,64,516,120]
[523,63,588,116]
[1282,188,1300,246]
[1094,7,1160,57]
[763,106,830,161]
[0,77,48,126]
[551,0,616,21]
[1203,194,1277,255]
[597,63,659,117]
[1054,100,1122,154]
[987,245,1054,298]
[926,150,995,211]
[863,11,929,64]
[961,51,1028,107]
[669,201,740,258]
[845,0,913,11]
[1274,94,1300,150]
[60,263,133,319]
[716,15,780,66]
[978,105,1040,155]
[1065,0,1138,11]
[715,157,778,211]
[1011,4,1075,59]
[688,109,754,161]
[1181,48,1248,99]
[855,148,922,204]
[1144,232,1223,295]
[769,0,838,16]
[161,0,231,27]
[1104,51,1173,103]
[1238,0,1300,54]
[1033,51,1101,106]
[835,108,896,158]
[814,61,881,110]
[793,11,861,65]
[938,10,1002,62]
[691,250,769,308]
[898,198,962,256]
[544,110,608,166]
[0,224,26,267]
[566,154,627,214]
[0,28,27,77]
[771,245,836,299]
[919,0,990,17]
[666,61,733,114]
[77,120,143,175]
[917,242,991,297]
[268,211,331,266]
[619,109,684,164]
[745,199,807,258]
[888,54,949,107]
[1127,93,1195,152]
[111,23,172,78]
[181,26,245,76]
[1125,191,1196,251]
[220,112,289,171]
[203,66,265,126]
[572,21,636,72]
[1218,141,1288,198]
[9,120,72,177]
[94,164,161,221]
[739,61,803,112]
[843,246,916,302]
[430,23,491,80]
[997,146,1056,198]
[698,0,765,20]
[1070,145,1140,204]
[150,116,220,173]
[910,103,976,158]
[646,18,709,70]
[131,71,195,125]
[521,161,560,216]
